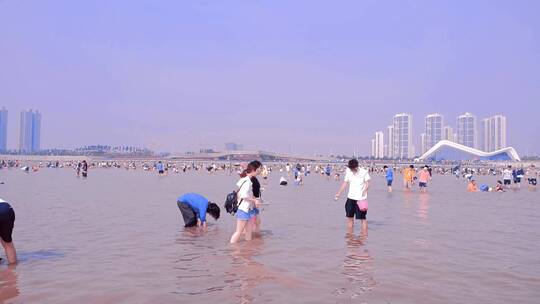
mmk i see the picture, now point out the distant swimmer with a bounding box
[279,176,288,186]
[325,165,332,180]
[467,179,479,192]
[403,165,415,190]
[334,159,371,234]
[261,165,269,182]
[81,160,88,178]
[156,161,165,175]
[502,166,512,189]
[0,198,17,264]
[177,193,220,228]
[76,162,82,177]
[527,164,537,189]
[418,166,431,193]
[383,165,393,192]
[494,180,505,192]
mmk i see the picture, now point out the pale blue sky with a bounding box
[1,0,539,155]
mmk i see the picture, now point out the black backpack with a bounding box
[224,180,246,215]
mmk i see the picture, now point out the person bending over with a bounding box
[177,193,220,228]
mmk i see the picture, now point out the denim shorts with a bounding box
[236,209,254,221]
[252,207,260,215]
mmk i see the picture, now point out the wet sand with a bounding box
[0,168,539,303]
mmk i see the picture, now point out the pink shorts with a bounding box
[357,200,368,211]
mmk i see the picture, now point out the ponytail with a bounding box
[239,163,258,178]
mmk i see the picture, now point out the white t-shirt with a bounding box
[236,177,253,212]
[344,167,371,200]
[502,169,512,180]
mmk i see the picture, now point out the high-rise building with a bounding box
[457,112,477,149]
[387,125,394,159]
[420,133,427,154]
[0,107,7,152]
[19,109,41,153]
[371,131,384,158]
[443,126,454,142]
[392,113,413,159]
[480,115,507,152]
[425,113,443,151]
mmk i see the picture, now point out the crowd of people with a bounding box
[1,157,538,263]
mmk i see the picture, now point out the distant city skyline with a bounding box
[1,1,540,156]
[19,109,41,153]
[371,112,510,159]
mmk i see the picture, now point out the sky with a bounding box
[1,0,539,156]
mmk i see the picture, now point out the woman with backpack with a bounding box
[230,163,260,243]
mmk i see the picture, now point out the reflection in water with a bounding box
[418,193,430,221]
[229,239,268,304]
[227,239,300,304]
[402,190,414,209]
[338,233,376,299]
[0,265,19,303]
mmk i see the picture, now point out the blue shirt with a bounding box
[386,168,394,180]
[156,163,164,171]
[178,193,209,222]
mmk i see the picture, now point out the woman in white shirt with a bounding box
[334,159,371,234]
[230,164,260,243]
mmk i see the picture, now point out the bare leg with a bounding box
[254,216,261,234]
[244,219,253,241]
[347,217,354,232]
[230,220,248,244]
[361,220,368,236]
[1,240,17,264]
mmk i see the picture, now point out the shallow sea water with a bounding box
[0,168,539,303]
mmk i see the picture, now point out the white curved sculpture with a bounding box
[416,140,520,162]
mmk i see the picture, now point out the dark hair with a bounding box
[240,163,258,178]
[207,202,220,220]
[249,160,262,169]
[409,165,414,169]
[497,180,502,184]
[348,159,359,171]
[383,165,388,169]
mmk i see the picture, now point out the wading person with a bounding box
[81,160,88,178]
[403,165,415,191]
[527,164,537,189]
[0,198,17,264]
[418,166,431,193]
[177,193,220,228]
[230,164,260,243]
[249,161,263,234]
[383,165,393,192]
[334,159,371,234]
